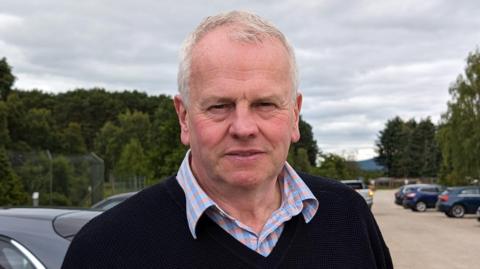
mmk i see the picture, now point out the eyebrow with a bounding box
[199,94,285,106]
[199,96,234,108]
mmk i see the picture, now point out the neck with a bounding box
[197,175,283,235]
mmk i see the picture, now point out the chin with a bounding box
[223,171,274,188]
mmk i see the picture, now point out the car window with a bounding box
[344,183,364,190]
[460,189,479,195]
[404,187,416,193]
[0,239,35,269]
[420,187,438,193]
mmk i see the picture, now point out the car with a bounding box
[477,206,480,222]
[0,208,101,269]
[91,191,137,210]
[394,184,423,206]
[437,186,480,218]
[341,180,374,209]
[394,185,406,205]
[401,184,444,212]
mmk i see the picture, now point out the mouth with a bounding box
[225,149,265,158]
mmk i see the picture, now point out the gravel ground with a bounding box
[372,189,480,269]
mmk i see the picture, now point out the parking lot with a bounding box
[373,189,480,269]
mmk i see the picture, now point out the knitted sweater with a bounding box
[62,173,393,269]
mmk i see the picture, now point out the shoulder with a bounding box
[62,176,187,266]
[83,175,183,234]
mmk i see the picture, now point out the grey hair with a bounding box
[177,10,299,105]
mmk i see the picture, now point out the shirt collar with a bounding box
[176,150,319,239]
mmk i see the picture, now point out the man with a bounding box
[63,11,393,268]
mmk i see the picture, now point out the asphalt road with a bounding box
[372,189,480,269]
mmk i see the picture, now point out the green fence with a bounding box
[8,150,104,207]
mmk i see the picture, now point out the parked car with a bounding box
[91,191,137,210]
[401,184,444,212]
[0,208,100,269]
[341,180,374,209]
[394,185,406,205]
[437,186,480,218]
[394,184,423,206]
[477,206,480,222]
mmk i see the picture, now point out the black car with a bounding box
[0,208,101,268]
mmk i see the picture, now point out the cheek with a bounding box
[189,116,227,146]
[262,116,295,142]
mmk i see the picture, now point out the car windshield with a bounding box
[403,186,417,193]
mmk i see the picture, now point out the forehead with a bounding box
[189,26,291,85]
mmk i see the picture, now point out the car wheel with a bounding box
[415,201,427,212]
[449,204,465,218]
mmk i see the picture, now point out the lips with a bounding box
[223,149,266,163]
[225,149,264,157]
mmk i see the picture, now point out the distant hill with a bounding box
[356,158,384,171]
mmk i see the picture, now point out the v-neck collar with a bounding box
[165,177,304,268]
[200,214,302,268]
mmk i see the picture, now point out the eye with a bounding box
[208,103,232,113]
[255,102,277,111]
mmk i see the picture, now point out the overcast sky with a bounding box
[1,0,479,160]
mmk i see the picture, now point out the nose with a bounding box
[228,104,259,140]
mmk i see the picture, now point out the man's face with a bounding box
[175,27,302,190]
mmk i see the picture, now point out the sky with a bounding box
[1,0,479,161]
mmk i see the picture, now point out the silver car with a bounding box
[0,208,100,269]
[341,180,374,209]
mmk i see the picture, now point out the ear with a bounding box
[291,93,303,143]
[174,95,190,146]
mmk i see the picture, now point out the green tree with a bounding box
[4,93,30,151]
[95,121,122,174]
[375,117,411,177]
[314,153,355,180]
[23,108,59,151]
[376,117,440,178]
[117,110,151,147]
[38,156,77,206]
[95,110,153,184]
[0,146,28,205]
[53,88,123,149]
[416,119,440,177]
[52,156,74,196]
[14,152,51,203]
[116,138,152,186]
[291,116,319,166]
[287,147,312,173]
[0,57,15,101]
[437,49,480,185]
[60,122,87,154]
[149,97,186,179]
[0,101,10,146]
